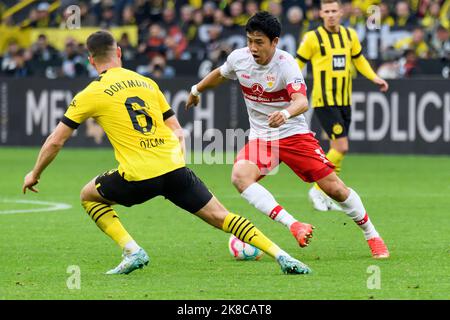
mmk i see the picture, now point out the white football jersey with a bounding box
[220,47,310,140]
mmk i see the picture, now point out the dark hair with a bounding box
[86,30,116,62]
[245,11,281,41]
[321,0,342,5]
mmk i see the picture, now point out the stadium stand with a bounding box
[0,0,449,79]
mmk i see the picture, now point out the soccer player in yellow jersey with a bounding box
[296,0,389,211]
[22,30,311,275]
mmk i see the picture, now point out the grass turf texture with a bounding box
[1,147,449,300]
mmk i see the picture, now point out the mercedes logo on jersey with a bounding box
[251,83,264,96]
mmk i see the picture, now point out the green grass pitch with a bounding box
[1,147,449,300]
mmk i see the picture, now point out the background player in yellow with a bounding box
[22,30,311,275]
[296,0,389,211]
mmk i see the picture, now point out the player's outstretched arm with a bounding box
[353,55,389,92]
[185,68,228,110]
[22,122,74,194]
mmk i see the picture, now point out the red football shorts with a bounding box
[235,133,335,182]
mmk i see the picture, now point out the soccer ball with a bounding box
[228,235,264,260]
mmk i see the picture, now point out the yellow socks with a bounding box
[82,201,134,249]
[222,213,283,258]
[314,148,344,190]
[326,148,344,175]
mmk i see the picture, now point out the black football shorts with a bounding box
[95,167,213,213]
[314,105,351,140]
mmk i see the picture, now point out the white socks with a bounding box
[124,240,140,255]
[339,188,379,240]
[241,183,297,228]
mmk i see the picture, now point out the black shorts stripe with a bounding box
[61,116,80,129]
[236,221,251,239]
[296,53,308,63]
[352,50,363,59]
[241,226,255,241]
[162,109,175,121]
[332,77,337,106]
[315,29,326,56]
[321,70,329,107]
[95,209,114,223]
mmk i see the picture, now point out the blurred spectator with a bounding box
[137,53,175,79]
[379,2,395,27]
[31,34,59,63]
[394,27,430,58]
[202,1,216,24]
[135,0,152,34]
[60,38,87,78]
[393,1,416,30]
[398,49,421,77]
[267,1,284,24]
[284,6,306,43]
[161,7,189,59]
[118,32,137,62]
[3,49,33,77]
[421,1,442,34]
[377,59,401,79]
[122,5,136,25]
[1,40,21,74]
[29,2,55,27]
[180,5,196,41]
[348,5,366,28]
[429,24,450,60]
[229,1,249,26]
[340,1,353,27]
[245,0,259,18]
[205,24,232,66]
[99,4,117,29]
[139,23,167,60]
[440,0,450,29]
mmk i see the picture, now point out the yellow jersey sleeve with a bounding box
[62,89,97,129]
[296,31,316,68]
[349,28,363,58]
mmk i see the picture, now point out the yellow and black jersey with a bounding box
[62,67,184,181]
[296,26,377,108]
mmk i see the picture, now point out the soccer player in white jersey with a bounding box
[186,12,389,258]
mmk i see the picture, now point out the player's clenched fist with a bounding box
[185,93,200,110]
[23,171,39,194]
[268,111,288,128]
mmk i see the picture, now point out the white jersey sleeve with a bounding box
[281,55,307,97]
[219,50,239,80]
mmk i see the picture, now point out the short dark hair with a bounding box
[86,30,116,62]
[321,0,342,6]
[245,11,281,41]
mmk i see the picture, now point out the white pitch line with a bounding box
[0,199,72,215]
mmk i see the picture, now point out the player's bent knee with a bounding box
[231,163,259,192]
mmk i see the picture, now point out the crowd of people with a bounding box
[1,0,449,79]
